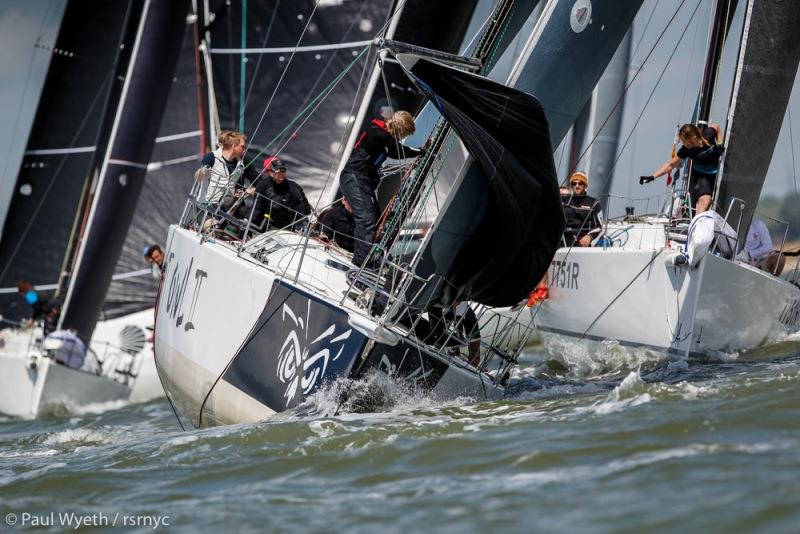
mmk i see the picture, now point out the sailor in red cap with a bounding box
[259,156,311,230]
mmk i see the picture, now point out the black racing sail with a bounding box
[59,0,191,341]
[398,55,562,307]
[0,0,136,322]
[102,18,204,319]
[715,0,800,243]
[202,0,394,203]
[393,0,643,309]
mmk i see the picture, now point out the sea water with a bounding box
[0,344,798,532]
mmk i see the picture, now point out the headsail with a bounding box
[398,55,562,307]
[715,0,800,242]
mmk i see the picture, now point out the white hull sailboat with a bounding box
[536,220,800,358]
[156,227,503,426]
[537,0,800,361]
[154,0,646,428]
[0,309,159,418]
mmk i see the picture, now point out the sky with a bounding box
[605,0,800,206]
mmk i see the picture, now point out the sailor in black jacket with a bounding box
[318,197,356,253]
[259,157,311,230]
[339,110,423,267]
[562,171,603,247]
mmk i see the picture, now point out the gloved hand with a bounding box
[639,175,655,185]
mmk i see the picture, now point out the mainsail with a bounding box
[0,0,135,321]
[569,30,633,205]
[59,0,191,341]
[399,56,562,307]
[102,19,204,319]
[202,0,394,203]
[512,0,644,145]
[715,0,800,242]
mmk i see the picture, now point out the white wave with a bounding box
[43,427,117,446]
[0,449,59,459]
[541,335,666,378]
[163,434,200,447]
[577,371,653,415]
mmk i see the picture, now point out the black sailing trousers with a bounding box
[339,171,379,266]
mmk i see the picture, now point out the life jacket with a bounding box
[203,148,244,204]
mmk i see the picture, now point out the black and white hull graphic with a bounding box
[221,281,366,412]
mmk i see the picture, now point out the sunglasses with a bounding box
[570,181,585,187]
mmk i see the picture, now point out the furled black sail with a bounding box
[0,0,135,322]
[715,0,800,243]
[102,20,203,319]
[60,0,191,341]
[399,56,562,307]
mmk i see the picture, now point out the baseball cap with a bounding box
[263,156,287,172]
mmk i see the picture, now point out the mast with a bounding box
[59,0,190,341]
[696,0,732,122]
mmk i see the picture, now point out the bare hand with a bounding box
[578,235,592,247]
[246,187,255,196]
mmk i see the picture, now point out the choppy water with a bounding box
[1,344,799,533]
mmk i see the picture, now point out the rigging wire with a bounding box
[583,0,704,188]
[285,0,372,147]
[243,0,322,155]
[566,0,697,182]
[241,0,281,110]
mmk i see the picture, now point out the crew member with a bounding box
[745,217,785,275]
[640,122,723,213]
[318,197,356,253]
[259,156,311,230]
[195,130,260,212]
[339,111,424,267]
[16,281,60,334]
[562,171,603,247]
[143,244,165,278]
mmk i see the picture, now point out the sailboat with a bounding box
[153,0,653,428]
[535,0,800,359]
[0,0,190,418]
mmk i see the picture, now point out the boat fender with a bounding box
[347,314,399,346]
[665,252,689,268]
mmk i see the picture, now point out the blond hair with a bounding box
[678,123,710,148]
[219,130,246,150]
[386,110,416,138]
